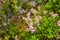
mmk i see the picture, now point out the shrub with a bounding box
[0,0,60,40]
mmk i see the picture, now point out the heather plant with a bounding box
[0,0,60,40]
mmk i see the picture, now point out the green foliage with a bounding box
[0,0,60,40]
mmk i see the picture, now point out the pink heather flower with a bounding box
[22,12,31,23]
[35,15,42,26]
[27,26,36,33]
[50,12,58,18]
[30,8,37,14]
[22,16,30,21]
[26,27,36,33]
[31,29,36,33]
[38,15,42,19]
[30,1,35,7]
[23,12,31,23]
[27,12,31,18]
[57,20,60,27]
[19,9,26,14]
[35,16,39,25]
[22,13,36,33]
[29,21,33,27]
[22,16,32,27]
[30,27,36,33]
[29,27,34,30]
